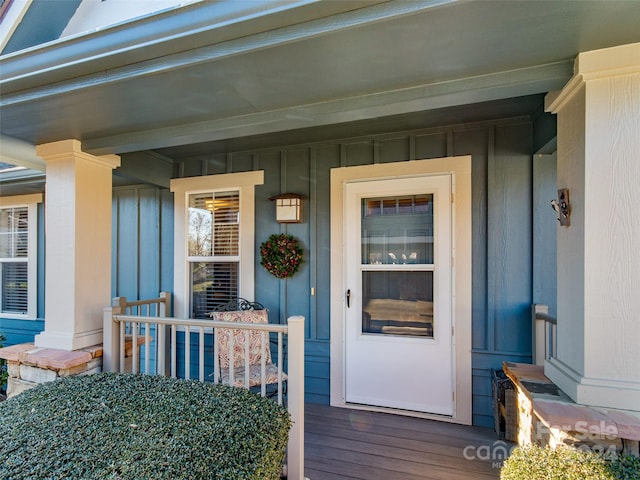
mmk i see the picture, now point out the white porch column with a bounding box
[544,43,640,411]
[34,139,120,351]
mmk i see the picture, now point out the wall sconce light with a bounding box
[269,193,304,223]
[551,188,571,227]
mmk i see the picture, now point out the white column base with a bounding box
[35,328,103,352]
[546,357,640,411]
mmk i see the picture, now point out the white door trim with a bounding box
[329,156,473,425]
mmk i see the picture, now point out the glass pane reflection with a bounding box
[362,271,434,338]
[362,195,433,265]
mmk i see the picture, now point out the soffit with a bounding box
[0,0,639,159]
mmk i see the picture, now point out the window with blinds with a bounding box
[188,191,240,318]
[0,206,29,315]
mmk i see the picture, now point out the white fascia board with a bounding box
[0,0,33,53]
[0,0,448,99]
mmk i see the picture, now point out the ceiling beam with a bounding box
[0,134,45,171]
[83,60,573,155]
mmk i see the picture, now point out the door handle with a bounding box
[346,289,351,308]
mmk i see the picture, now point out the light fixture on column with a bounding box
[551,188,571,226]
[269,193,304,223]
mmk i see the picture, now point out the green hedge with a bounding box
[0,373,291,479]
[501,444,640,480]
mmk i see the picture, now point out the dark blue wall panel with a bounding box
[313,145,339,341]
[0,318,44,347]
[112,185,173,301]
[489,124,533,355]
[472,351,532,427]
[455,127,489,351]
[533,154,557,316]
[255,151,284,322]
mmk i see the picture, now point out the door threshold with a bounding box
[333,400,464,424]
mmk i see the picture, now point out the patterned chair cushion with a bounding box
[211,309,272,368]
[220,363,288,389]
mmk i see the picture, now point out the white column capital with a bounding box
[36,139,121,169]
[546,42,640,113]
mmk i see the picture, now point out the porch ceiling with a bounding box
[1,0,639,161]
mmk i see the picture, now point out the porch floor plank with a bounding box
[304,404,501,480]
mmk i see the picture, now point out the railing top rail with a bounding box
[117,297,167,308]
[535,312,557,325]
[112,314,289,333]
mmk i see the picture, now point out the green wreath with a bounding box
[260,233,304,279]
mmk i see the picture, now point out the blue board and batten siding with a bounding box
[168,117,548,427]
[1,116,556,428]
[112,185,174,300]
[110,185,174,373]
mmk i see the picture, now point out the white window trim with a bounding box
[0,193,42,320]
[0,0,33,52]
[170,171,264,319]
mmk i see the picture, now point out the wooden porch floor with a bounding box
[304,404,503,480]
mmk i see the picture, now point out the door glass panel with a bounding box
[362,195,433,264]
[361,194,435,338]
[362,271,434,337]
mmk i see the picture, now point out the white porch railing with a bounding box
[103,292,305,480]
[532,304,557,366]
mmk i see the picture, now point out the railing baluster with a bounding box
[213,327,219,383]
[171,324,177,378]
[132,321,138,374]
[199,327,205,382]
[185,326,191,380]
[244,330,250,390]
[229,328,235,388]
[144,322,150,375]
[157,321,165,376]
[261,331,267,397]
[277,331,283,405]
[119,320,126,374]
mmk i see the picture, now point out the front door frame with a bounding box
[329,156,473,425]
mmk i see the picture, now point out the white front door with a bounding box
[344,175,454,415]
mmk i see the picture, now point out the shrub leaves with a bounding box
[0,373,291,479]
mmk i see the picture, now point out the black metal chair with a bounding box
[211,298,265,312]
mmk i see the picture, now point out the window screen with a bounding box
[0,206,29,314]
[187,191,240,318]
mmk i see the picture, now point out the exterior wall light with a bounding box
[269,193,304,223]
[551,188,571,227]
